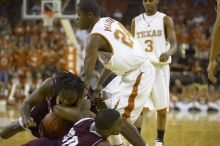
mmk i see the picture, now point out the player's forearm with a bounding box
[167,32,177,56]
[121,120,146,146]
[20,101,32,118]
[95,68,114,90]
[81,69,93,96]
[209,19,220,61]
[53,105,95,122]
[53,105,82,122]
[167,43,177,56]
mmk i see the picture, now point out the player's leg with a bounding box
[154,65,170,145]
[135,92,154,134]
[134,112,144,134]
[0,120,24,139]
[104,74,146,146]
[103,76,124,145]
[156,108,167,144]
[113,62,155,146]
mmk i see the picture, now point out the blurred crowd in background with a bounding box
[0,0,220,113]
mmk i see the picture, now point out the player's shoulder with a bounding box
[92,17,117,32]
[74,118,94,126]
[157,11,167,17]
[97,17,117,25]
[134,13,145,22]
[38,76,54,90]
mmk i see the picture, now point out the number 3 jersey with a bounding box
[134,12,171,64]
[61,118,105,146]
[90,17,150,75]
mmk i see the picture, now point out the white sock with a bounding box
[108,135,123,145]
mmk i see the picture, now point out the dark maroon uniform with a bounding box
[24,72,96,138]
[22,118,106,146]
[61,118,105,146]
[28,74,76,138]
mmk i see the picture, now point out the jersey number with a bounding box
[114,23,134,48]
[62,128,79,146]
[145,40,153,52]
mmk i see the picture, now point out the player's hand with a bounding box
[91,87,103,104]
[22,115,37,128]
[38,122,45,138]
[159,52,171,62]
[92,87,108,110]
[207,60,218,84]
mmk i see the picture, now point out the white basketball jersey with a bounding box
[91,17,149,75]
[134,12,171,64]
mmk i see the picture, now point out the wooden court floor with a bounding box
[0,105,220,146]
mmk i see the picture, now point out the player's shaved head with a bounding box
[77,0,100,17]
[95,109,121,130]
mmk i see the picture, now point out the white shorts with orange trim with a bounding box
[103,61,155,124]
[144,65,170,111]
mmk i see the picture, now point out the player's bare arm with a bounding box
[53,102,95,123]
[207,0,220,84]
[81,33,112,95]
[211,0,220,61]
[81,34,100,97]
[20,78,54,128]
[95,68,114,91]
[159,16,177,62]
[121,119,146,146]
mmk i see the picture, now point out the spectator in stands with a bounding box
[194,0,208,7]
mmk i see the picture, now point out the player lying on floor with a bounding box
[1,71,146,146]
[22,109,122,146]
[0,71,92,139]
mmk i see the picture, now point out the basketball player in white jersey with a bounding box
[77,0,155,146]
[131,0,177,145]
[207,0,220,84]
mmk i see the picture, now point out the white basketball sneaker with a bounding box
[155,140,164,146]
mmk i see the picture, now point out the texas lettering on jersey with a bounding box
[136,30,162,38]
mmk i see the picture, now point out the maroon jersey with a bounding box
[61,118,105,146]
[29,73,75,138]
[28,72,95,138]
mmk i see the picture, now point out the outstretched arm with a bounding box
[20,77,54,128]
[81,34,101,97]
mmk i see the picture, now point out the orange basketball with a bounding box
[41,112,73,139]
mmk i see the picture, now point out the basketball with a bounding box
[41,112,73,139]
